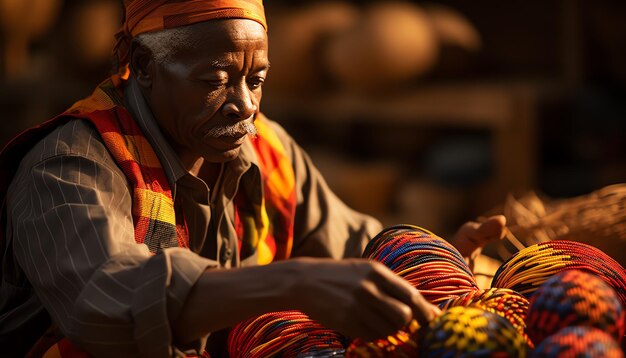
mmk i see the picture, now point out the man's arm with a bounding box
[172,257,440,344]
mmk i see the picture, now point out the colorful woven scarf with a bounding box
[236,116,296,264]
[61,78,187,252]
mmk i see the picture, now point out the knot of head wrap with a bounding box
[113,0,267,78]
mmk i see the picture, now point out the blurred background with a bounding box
[1,0,625,240]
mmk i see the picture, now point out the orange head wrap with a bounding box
[114,0,266,77]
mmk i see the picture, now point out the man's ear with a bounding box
[130,41,154,88]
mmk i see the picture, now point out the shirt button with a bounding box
[222,248,232,262]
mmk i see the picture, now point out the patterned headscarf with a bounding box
[114,0,267,76]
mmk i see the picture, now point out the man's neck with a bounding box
[198,160,222,192]
[185,156,222,191]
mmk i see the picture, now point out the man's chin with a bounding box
[202,146,243,163]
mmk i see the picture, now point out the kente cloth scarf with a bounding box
[235,118,297,264]
[63,79,190,251]
[114,0,267,77]
[0,75,296,356]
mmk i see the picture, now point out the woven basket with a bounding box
[483,184,626,266]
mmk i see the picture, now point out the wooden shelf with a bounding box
[263,81,556,210]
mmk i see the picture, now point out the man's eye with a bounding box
[248,77,265,89]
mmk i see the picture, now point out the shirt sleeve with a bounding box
[6,122,217,357]
[266,120,383,259]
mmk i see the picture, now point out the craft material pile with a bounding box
[488,184,626,266]
[227,225,626,357]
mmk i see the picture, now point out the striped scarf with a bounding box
[60,78,188,252]
[1,76,296,356]
[236,116,297,264]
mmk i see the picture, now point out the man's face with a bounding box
[145,19,269,163]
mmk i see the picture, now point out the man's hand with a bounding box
[291,258,440,341]
[448,215,506,266]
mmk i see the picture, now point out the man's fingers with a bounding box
[475,215,506,242]
[373,263,418,302]
[361,280,412,329]
[419,301,442,321]
[451,215,507,257]
[371,263,439,326]
[407,290,440,325]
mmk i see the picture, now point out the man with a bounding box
[0,1,505,356]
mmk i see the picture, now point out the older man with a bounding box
[0,1,505,356]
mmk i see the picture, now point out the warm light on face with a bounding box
[144,19,268,164]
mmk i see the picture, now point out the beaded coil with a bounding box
[345,320,421,358]
[420,306,527,357]
[491,240,626,307]
[347,224,477,356]
[363,224,478,304]
[530,326,624,358]
[227,310,345,358]
[525,269,625,345]
[438,288,530,339]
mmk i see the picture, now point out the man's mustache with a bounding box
[204,119,258,139]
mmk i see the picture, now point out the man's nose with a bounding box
[222,83,257,121]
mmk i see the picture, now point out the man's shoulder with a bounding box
[19,118,116,171]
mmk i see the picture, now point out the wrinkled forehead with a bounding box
[159,18,268,69]
[182,19,268,55]
[195,18,266,42]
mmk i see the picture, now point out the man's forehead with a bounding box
[176,20,269,69]
[185,18,267,43]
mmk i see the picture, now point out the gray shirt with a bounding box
[1,78,381,357]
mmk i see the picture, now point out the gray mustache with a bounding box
[204,121,258,139]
